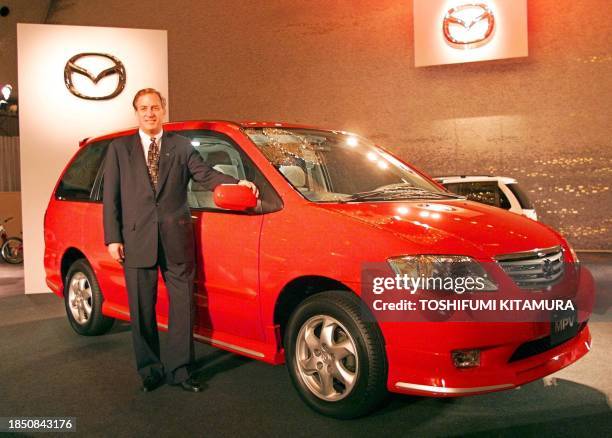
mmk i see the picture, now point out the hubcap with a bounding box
[68,272,93,325]
[295,315,358,401]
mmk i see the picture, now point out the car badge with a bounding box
[443,3,495,47]
[542,259,553,278]
[64,53,126,100]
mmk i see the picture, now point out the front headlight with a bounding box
[387,255,498,293]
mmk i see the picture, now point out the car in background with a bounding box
[44,122,590,418]
[434,175,538,221]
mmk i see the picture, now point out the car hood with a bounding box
[317,200,562,259]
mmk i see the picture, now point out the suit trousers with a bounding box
[123,229,196,384]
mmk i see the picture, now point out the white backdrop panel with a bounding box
[17,23,168,294]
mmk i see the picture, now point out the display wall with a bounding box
[8,0,611,249]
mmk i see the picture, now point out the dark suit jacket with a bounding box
[103,131,239,267]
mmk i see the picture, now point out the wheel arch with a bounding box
[60,247,88,294]
[273,276,381,347]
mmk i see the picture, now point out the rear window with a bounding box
[56,140,109,201]
[506,183,533,209]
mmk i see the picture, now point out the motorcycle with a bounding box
[0,217,23,264]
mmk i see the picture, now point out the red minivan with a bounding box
[44,121,592,418]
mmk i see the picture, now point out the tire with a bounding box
[64,258,114,335]
[1,237,23,264]
[284,290,388,419]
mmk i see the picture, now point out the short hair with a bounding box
[132,88,166,110]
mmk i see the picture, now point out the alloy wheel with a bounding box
[68,272,93,325]
[295,314,359,401]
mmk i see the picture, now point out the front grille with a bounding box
[495,245,565,289]
[508,322,586,363]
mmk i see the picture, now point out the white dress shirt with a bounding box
[139,129,163,165]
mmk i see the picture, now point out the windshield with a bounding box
[244,127,456,203]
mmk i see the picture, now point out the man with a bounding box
[103,88,258,393]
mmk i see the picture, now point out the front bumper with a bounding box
[386,323,591,396]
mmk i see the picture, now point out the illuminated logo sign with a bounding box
[64,53,126,100]
[443,3,495,47]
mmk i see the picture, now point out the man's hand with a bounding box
[238,180,259,198]
[107,242,125,263]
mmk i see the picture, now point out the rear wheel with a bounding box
[64,258,114,335]
[284,290,388,419]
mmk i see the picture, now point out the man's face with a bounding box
[134,93,165,135]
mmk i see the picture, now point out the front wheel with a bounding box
[1,237,23,264]
[64,258,114,335]
[284,290,388,419]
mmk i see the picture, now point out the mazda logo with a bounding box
[443,3,495,47]
[542,259,553,278]
[64,53,126,100]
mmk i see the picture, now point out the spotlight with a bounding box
[0,6,9,17]
[0,84,13,111]
[1,84,12,101]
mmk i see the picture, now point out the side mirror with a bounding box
[213,184,257,211]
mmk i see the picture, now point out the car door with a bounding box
[184,129,276,342]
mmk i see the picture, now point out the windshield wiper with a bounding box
[342,186,464,202]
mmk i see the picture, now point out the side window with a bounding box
[443,183,463,194]
[56,140,109,201]
[497,185,512,209]
[96,137,127,202]
[181,130,280,212]
[507,183,533,209]
[446,182,510,209]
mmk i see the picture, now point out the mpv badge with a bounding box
[554,315,575,333]
[443,3,495,47]
[64,53,126,100]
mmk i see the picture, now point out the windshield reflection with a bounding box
[244,127,452,203]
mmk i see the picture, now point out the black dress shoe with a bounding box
[170,377,202,393]
[141,374,164,393]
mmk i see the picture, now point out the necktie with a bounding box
[147,137,160,190]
